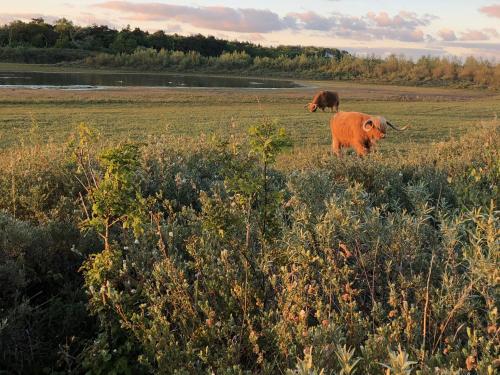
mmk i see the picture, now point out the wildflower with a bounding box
[299,309,307,321]
[466,355,477,371]
[487,324,497,335]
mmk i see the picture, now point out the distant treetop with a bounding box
[0,18,349,59]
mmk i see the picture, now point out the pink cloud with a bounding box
[287,11,337,31]
[247,33,265,42]
[366,11,436,28]
[460,30,489,41]
[287,10,432,42]
[94,2,435,43]
[438,28,457,41]
[0,13,60,24]
[95,2,289,33]
[479,4,500,18]
[460,28,499,41]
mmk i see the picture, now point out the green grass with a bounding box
[0,64,499,159]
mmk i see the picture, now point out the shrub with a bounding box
[0,122,498,373]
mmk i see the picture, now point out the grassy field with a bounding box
[1,63,499,160]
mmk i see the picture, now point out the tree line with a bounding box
[84,48,500,89]
[0,18,347,59]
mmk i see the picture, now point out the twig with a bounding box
[78,192,91,221]
[421,253,434,360]
[431,282,474,354]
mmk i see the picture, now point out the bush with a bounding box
[0,122,498,373]
[0,47,93,63]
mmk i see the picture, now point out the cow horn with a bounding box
[363,119,374,132]
[386,121,408,131]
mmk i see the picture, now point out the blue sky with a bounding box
[1,1,499,59]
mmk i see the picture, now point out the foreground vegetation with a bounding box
[0,107,498,373]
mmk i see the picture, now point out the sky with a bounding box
[1,0,500,59]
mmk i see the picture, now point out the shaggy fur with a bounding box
[330,111,406,156]
[307,91,340,113]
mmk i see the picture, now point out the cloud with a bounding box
[479,4,500,18]
[287,11,336,31]
[247,33,266,42]
[94,2,436,42]
[366,11,436,28]
[287,10,434,42]
[483,28,500,37]
[440,41,500,59]
[0,13,60,24]
[446,41,500,50]
[438,28,457,41]
[349,46,446,59]
[335,11,434,42]
[459,28,499,41]
[73,12,118,27]
[460,30,489,41]
[95,1,290,33]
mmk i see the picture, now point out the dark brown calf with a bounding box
[306,91,340,113]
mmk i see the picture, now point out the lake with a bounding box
[0,71,301,89]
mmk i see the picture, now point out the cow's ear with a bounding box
[363,119,374,132]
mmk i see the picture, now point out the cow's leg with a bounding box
[335,104,339,113]
[332,139,341,157]
[353,142,369,157]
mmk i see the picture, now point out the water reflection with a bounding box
[0,71,300,89]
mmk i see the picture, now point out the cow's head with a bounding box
[362,116,387,140]
[363,116,408,139]
[307,103,318,112]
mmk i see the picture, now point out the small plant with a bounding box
[80,142,147,249]
[287,347,325,375]
[335,344,361,375]
[380,345,418,375]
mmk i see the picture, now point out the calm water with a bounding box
[0,71,300,89]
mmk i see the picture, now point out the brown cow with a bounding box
[330,112,407,157]
[306,91,340,113]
